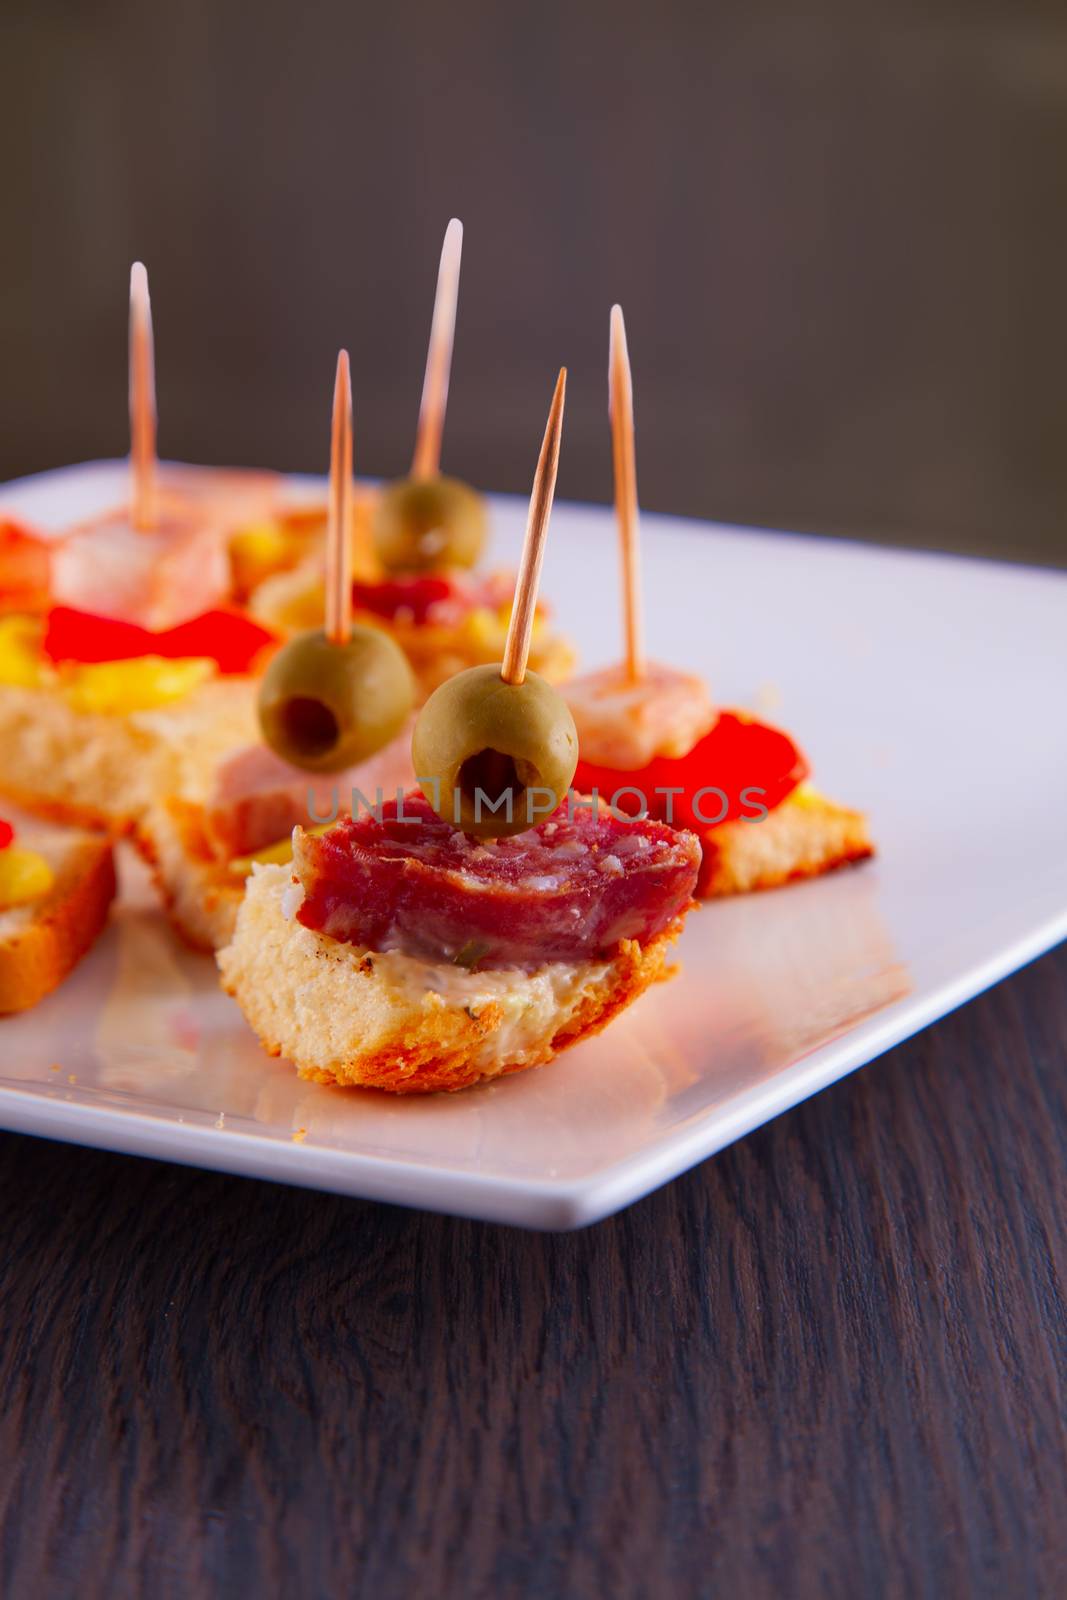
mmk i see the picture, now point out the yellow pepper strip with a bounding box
[461,607,505,652]
[0,615,47,687]
[784,783,823,809]
[227,821,333,878]
[0,620,218,713]
[229,522,304,598]
[61,656,215,715]
[0,846,55,908]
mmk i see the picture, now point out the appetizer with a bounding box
[1,264,278,627]
[373,218,487,572]
[0,266,289,832]
[0,603,272,832]
[256,381,413,778]
[244,222,574,695]
[139,353,416,950]
[563,308,873,896]
[0,818,116,1013]
[220,370,701,1092]
[220,795,698,1093]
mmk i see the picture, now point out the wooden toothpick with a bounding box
[411,218,463,480]
[500,368,566,685]
[129,262,157,531]
[609,304,645,682]
[325,350,353,645]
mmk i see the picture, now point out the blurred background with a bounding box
[3,0,1065,564]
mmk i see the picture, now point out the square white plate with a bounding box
[1,462,1065,1228]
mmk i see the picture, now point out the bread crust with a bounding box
[699,789,873,897]
[0,781,123,835]
[135,799,242,953]
[0,835,116,1012]
[218,864,684,1094]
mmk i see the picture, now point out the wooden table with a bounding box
[1,943,1063,1597]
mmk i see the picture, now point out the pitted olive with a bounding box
[258,625,414,773]
[411,664,578,838]
[372,476,487,574]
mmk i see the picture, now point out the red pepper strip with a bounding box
[351,575,458,625]
[163,611,277,674]
[43,607,277,675]
[0,821,14,851]
[572,712,809,831]
[0,520,51,611]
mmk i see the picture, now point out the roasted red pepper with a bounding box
[43,607,276,675]
[0,521,51,613]
[572,712,808,831]
[0,821,14,851]
[351,575,457,625]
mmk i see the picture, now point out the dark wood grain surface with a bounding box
[1,942,1064,1599]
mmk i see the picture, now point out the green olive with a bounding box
[373,475,487,573]
[258,625,415,773]
[411,664,578,838]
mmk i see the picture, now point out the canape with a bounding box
[562,307,873,896]
[241,222,574,696]
[0,818,116,1013]
[220,370,700,1092]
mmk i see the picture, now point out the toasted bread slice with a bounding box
[136,727,417,953]
[136,797,244,952]
[142,781,873,954]
[218,862,683,1094]
[0,677,259,834]
[698,787,873,897]
[0,831,116,1013]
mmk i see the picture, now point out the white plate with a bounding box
[1,462,1065,1228]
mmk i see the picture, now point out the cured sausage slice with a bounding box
[294,792,699,970]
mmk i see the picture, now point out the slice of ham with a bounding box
[1,469,277,624]
[563,662,716,769]
[155,465,279,527]
[51,508,231,630]
[203,723,416,860]
[295,792,700,970]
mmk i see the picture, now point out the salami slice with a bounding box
[294,792,700,970]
